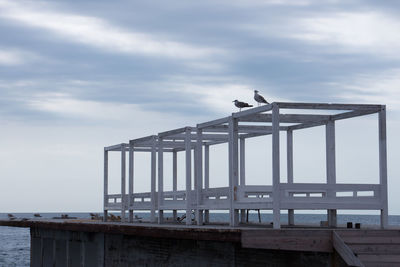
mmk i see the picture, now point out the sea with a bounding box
[1,212,400,266]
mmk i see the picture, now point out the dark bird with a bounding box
[254,90,269,106]
[233,100,253,111]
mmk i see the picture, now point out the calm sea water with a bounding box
[1,212,400,266]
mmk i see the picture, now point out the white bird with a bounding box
[233,100,253,111]
[254,90,269,106]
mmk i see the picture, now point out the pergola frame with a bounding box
[103,102,388,229]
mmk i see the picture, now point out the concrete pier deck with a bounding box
[2,219,400,266]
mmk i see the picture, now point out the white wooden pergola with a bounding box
[103,102,389,229]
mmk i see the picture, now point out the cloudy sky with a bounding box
[0,0,399,215]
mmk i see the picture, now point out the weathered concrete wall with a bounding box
[31,227,332,267]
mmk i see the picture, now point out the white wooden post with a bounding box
[103,149,108,222]
[129,143,134,223]
[172,150,178,221]
[196,128,203,225]
[204,144,210,223]
[272,104,281,229]
[379,107,388,229]
[326,120,337,227]
[287,130,294,225]
[185,128,192,225]
[158,137,164,224]
[150,136,157,223]
[239,137,246,223]
[121,144,126,223]
[228,117,239,227]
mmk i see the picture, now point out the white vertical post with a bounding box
[103,149,108,222]
[129,143,134,223]
[121,144,126,223]
[326,120,337,227]
[272,104,281,229]
[379,107,388,229]
[150,136,157,223]
[229,117,239,227]
[196,128,203,225]
[185,128,192,225]
[158,137,164,224]
[239,137,246,223]
[204,144,210,223]
[172,150,178,221]
[287,130,294,226]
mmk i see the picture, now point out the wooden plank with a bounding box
[287,130,294,225]
[276,102,382,110]
[129,135,155,145]
[239,114,330,123]
[197,117,230,129]
[326,120,337,227]
[331,109,380,121]
[128,144,134,222]
[232,103,273,118]
[121,144,126,222]
[272,103,281,229]
[228,117,239,226]
[165,133,229,141]
[288,121,328,131]
[172,150,177,221]
[241,230,333,252]
[379,107,389,229]
[204,145,210,223]
[332,231,364,267]
[358,254,400,263]
[185,128,192,225]
[103,150,108,222]
[349,244,400,255]
[195,128,203,225]
[158,127,191,138]
[150,136,157,222]
[157,137,164,224]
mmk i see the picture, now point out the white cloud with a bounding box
[0,48,38,65]
[0,0,221,59]
[329,69,400,109]
[289,12,400,57]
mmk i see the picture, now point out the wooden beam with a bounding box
[240,114,330,123]
[277,102,382,110]
[204,144,210,223]
[150,136,157,223]
[287,130,294,226]
[228,117,239,227]
[378,107,388,229]
[197,117,230,129]
[172,150,177,221]
[128,144,134,223]
[121,144,126,222]
[164,133,229,141]
[103,149,108,222]
[272,103,281,229]
[239,137,246,223]
[332,231,364,267]
[331,109,380,121]
[158,127,191,138]
[326,120,337,227]
[196,128,203,225]
[157,137,164,224]
[232,103,273,118]
[185,128,192,225]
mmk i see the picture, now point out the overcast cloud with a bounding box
[0,0,399,214]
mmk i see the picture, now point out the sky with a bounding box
[0,0,399,215]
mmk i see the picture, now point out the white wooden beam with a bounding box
[240,137,246,224]
[277,102,382,110]
[287,130,294,226]
[103,149,108,222]
[121,144,126,223]
[378,107,388,229]
[239,114,330,123]
[228,117,239,226]
[232,103,273,118]
[172,150,178,221]
[272,103,281,229]
[204,145,210,223]
[197,117,230,129]
[128,144,134,223]
[185,128,192,225]
[326,120,337,227]
[157,137,164,224]
[150,136,157,223]
[195,128,203,225]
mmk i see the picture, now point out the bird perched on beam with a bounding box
[254,90,269,106]
[233,100,253,111]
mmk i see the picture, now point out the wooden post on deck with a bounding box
[272,103,281,229]
[129,143,134,223]
[185,128,192,225]
[158,137,164,224]
[240,137,246,224]
[196,128,203,225]
[204,144,210,223]
[150,136,157,223]
[326,120,337,227]
[287,130,294,226]
[379,106,388,229]
[121,144,126,223]
[229,117,239,227]
[172,150,178,221]
[103,149,108,222]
